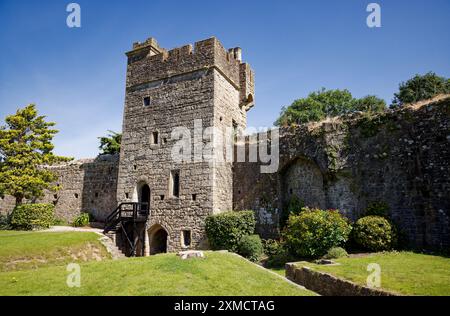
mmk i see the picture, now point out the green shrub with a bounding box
[0,213,12,230]
[323,247,348,259]
[205,210,255,252]
[352,216,397,251]
[263,239,294,268]
[72,213,90,227]
[284,207,352,258]
[280,196,304,227]
[365,201,389,218]
[53,217,68,226]
[10,203,55,230]
[238,235,264,262]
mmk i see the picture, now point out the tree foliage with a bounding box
[0,104,71,205]
[98,131,121,155]
[391,72,450,108]
[275,88,386,126]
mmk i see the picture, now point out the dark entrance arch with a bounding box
[149,226,168,255]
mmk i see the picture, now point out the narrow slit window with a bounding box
[170,170,180,198]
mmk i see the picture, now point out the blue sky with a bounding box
[0,0,449,159]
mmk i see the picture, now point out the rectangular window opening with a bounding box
[182,230,191,247]
[143,96,151,107]
[152,131,159,144]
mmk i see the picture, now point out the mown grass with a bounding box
[0,230,314,296]
[0,230,109,272]
[298,251,450,296]
[0,252,315,296]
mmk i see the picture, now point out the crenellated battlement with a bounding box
[125,37,254,108]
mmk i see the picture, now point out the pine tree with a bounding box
[0,104,72,205]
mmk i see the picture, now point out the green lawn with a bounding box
[0,230,109,272]
[0,231,314,296]
[298,251,450,296]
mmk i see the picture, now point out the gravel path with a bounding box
[43,226,103,233]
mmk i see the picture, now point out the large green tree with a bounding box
[275,88,386,126]
[391,72,450,108]
[98,131,121,155]
[0,104,71,205]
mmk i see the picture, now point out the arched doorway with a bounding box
[148,224,168,255]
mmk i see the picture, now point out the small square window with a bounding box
[160,195,165,201]
[182,230,191,247]
[125,193,129,199]
[143,96,151,106]
[192,194,197,201]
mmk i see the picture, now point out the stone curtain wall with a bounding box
[0,154,119,222]
[234,96,450,251]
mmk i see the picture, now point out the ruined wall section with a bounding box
[0,155,119,222]
[234,97,450,251]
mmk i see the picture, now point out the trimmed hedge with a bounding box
[238,235,263,262]
[284,207,351,258]
[10,203,55,230]
[322,247,348,259]
[352,216,397,251]
[205,210,255,252]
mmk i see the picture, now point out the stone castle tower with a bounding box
[116,37,254,254]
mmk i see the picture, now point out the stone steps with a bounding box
[98,232,126,260]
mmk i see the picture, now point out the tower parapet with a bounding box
[125,37,254,110]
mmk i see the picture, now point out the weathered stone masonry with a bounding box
[0,36,448,254]
[0,154,118,222]
[234,96,450,252]
[116,37,254,253]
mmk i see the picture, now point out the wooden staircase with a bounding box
[103,202,150,257]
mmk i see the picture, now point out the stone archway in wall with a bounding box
[148,224,168,255]
[280,157,326,211]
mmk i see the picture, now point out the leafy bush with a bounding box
[280,196,304,227]
[72,213,90,227]
[263,239,294,268]
[284,207,352,258]
[0,213,12,230]
[365,201,389,217]
[238,235,264,262]
[352,216,397,251]
[53,217,68,226]
[275,88,386,126]
[391,72,450,107]
[205,210,255,252]
[322,247,348,259]
[10,203,55,230]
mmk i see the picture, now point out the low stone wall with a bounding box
[285,263,399,296]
